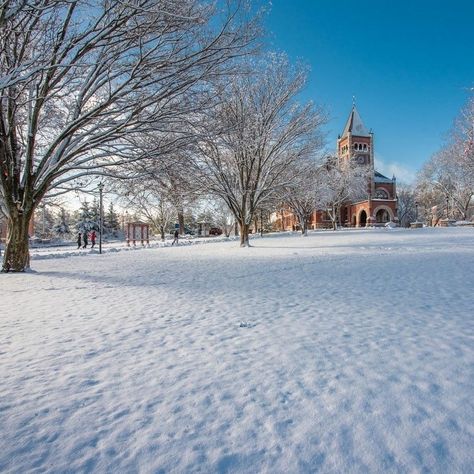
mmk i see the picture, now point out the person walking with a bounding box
[172,229,179,246]
[82,231,88,249]
[77,232,82,249]
[90,230,96,249]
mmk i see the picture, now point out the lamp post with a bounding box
[415,201,418,222]
[98,182,104,254]
[41,202,46,238]
[445,193,449,219]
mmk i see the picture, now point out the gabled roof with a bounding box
[342,106,370,137]
[374,170,394,183]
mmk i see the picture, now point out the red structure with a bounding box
[126,222,150,246]
[274,105,398,229]
[337,106,398,227]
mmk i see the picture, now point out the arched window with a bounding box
[363,144,367,151]
[374,189,389,199]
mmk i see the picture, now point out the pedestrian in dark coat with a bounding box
[90,230,96,249]
[77,233,82,249]
[172,229,179,245]
[82,232,88,249]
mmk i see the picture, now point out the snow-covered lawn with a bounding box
[1,228,473,473]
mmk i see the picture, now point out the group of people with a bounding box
[77,230,97,249]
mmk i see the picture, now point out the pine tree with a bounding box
[75,201,97,233]
[104,203,121,238]
[90,198,100,231]
[53,207,71,238]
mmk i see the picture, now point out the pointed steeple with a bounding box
[341,105,370,137]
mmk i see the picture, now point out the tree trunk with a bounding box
[2,213,32,272]
[302,219,308,236]
[178,209,185,235]
[160,225,165,242]
[239,222,250,247]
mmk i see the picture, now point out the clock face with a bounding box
[356,155,365,164]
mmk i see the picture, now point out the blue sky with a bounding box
[259,0,474,183]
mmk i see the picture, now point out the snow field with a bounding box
[1,227,473,473]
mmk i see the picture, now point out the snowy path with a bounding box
[1,228,473,473]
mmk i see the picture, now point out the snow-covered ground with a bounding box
[1,227,473,473]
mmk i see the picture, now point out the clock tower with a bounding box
[337,105,398,227]
[272,104,399,230]
[337,105,375,194]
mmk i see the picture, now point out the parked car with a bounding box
[209,227,223,236]
[169,226,195,235]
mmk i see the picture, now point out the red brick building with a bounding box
[274,105,398,230]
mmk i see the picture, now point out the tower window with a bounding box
[363,144,367,151]
[374,189,389,199]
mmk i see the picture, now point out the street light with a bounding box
[415,201,418,222]
[445,193,449,219]
[98,182,104,254]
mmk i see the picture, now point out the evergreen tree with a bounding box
[90,198,100,231]
[75,201,97,233]
[104,203,121,238]
[53,207,71,237]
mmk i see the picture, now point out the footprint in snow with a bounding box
[239,321,255,328]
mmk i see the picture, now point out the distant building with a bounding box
[274,105,398,229]
[0,213,39,241]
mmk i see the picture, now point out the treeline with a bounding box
[397,96,474,227]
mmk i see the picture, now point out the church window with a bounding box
[363,144,367,150]
[374,189,389,199]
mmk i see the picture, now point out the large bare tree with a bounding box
[316,157,369,230]
[452,95,474,184]
[193,55,326,246]
[416,96,474,222]
[396,183,417,227]
[0,0,258,271]
[278,157,322,236]
[415,95,474,222]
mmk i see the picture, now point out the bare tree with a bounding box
[415,95,474,223]
[452,95,474,185]
[0,0,259,271]
[120,145,202,233]
[279,158,321,236]
[316,157,369,230]
[120,185,175,242]
[193,55,326,246]
[208,199,235,237]
[396,183,417,227]
[418,147,473,220]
